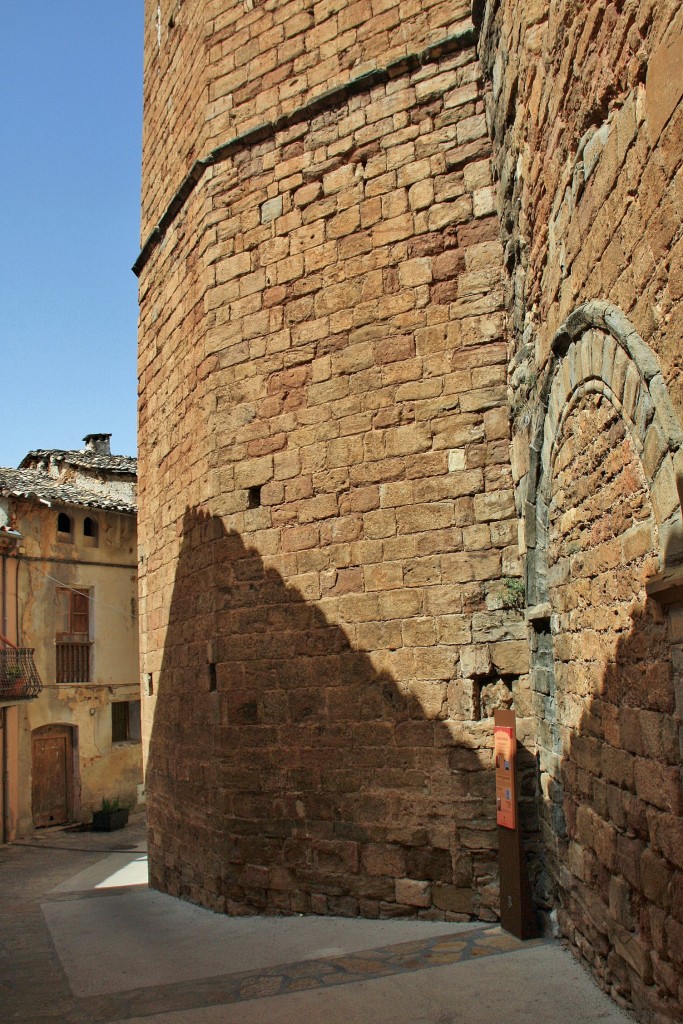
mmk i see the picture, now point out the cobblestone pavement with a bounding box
[0,817,636,1024]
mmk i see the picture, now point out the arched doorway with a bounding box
[523,301,683,1011]
[32,724,75,827]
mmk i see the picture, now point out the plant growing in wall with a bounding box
[509,363,538,428]
[501,577,526,610]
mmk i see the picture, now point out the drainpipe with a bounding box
[1,552,7,845]
[1,707,7,845]
[1,550,6,639]
[1,529,22,845]
[1,530,22,640]
[1,551,7,843]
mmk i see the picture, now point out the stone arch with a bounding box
[526,300,683,609]
[522,302,683,1009]
[523,300,683,841]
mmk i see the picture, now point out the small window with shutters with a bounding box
[56,588,90,640]
[55,588,92,683]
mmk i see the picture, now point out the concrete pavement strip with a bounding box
[0,818,636,1024]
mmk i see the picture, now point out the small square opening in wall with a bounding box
[112,700,142,743]
[247,485,262,509]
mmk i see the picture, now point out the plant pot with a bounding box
[2,676,26,698]
[92,808,129,832]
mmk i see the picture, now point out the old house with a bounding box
[0,433,141,839]
[135,2,683,1019]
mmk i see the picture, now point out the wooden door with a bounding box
[32,726,73,827]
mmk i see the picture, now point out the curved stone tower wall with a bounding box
[138,1,524,924]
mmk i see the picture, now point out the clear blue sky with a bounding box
[0,4,144,467]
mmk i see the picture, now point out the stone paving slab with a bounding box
[42,887,470,997]
[0,818,637,1024]
[117,947,635,1024]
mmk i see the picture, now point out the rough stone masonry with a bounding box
[136,2,683,1021]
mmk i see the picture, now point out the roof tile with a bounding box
[0,467,137,515]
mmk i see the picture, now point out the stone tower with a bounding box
[137,2,683,1018]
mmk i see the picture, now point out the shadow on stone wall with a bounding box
[553,570,681,1018]
[145,507,501,920]
[521,385,683,1017]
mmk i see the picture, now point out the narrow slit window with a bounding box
[83,516,99,546]
[57,512,72,540]
[247,485,262,509]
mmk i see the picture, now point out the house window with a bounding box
[55,588,91,683]
[83,516,99,547]
[111,700,141,743]
[57,512,72,541]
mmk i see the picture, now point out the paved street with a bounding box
[1,815,635,1024]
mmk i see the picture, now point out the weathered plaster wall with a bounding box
[10,503,141,835]
[0,707,19,841]
[1,524,21,841]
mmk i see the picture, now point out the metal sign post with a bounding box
[494,708,537,939]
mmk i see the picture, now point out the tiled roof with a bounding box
[19,449,137,475]
[0,468,137,515]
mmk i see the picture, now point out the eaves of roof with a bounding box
[0,468,137,516]
[19,449,137,475]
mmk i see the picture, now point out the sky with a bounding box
[0,4,144,467]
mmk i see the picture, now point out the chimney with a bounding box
[83,433,112,456]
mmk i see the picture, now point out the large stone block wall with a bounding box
[138,1,683,1017]
[547,390,679,1015]
[521,310,683,1021]
[478,0,683,423]
[203,0,472,139]
[141,1,210,238]
[138,7,530,922]
[476,1,683,1019]
[142,0,474,250]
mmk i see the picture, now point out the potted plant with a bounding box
[2,664,26,698]
[92,797,129,832]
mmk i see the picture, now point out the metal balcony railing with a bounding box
[56,641,91,684]
[0,646,43,700]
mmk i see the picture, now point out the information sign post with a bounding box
[494,708,537,940]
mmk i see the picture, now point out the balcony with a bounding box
[56,641,91,684]
[0,647,43,700]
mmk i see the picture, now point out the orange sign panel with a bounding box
[494,723,516,830]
